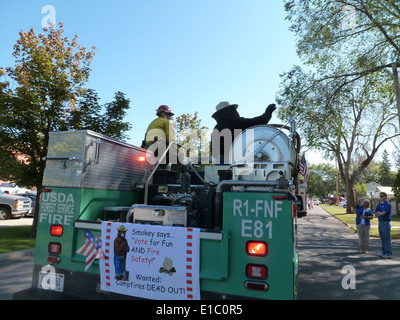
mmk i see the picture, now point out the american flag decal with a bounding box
[76,229,103,272]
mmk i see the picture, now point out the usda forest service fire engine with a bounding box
[15,119,307,300]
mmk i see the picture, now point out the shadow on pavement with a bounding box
[298,206,400,300]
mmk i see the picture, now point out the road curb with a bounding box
[0,248,35,263]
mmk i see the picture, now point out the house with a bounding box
[366,182,381,198]
[370,185,397,215]
[374,186,395,198]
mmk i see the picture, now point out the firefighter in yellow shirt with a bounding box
[143,105,178,166]
[144,105,176,147]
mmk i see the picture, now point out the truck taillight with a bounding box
[246,241,267,257]
[244,281,269,292]
[246,264,268,279]
[50,225,63,237]
[293,202,297,217]
[48,242,62,254]
[47,241,62,264]
[47,256,61,264]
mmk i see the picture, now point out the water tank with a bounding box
[229,124,298,181]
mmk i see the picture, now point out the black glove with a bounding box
[265,104,277,114]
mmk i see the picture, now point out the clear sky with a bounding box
[6,0,397,170]
[0,0,303,143]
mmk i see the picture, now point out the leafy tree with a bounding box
[377,149,395,186]
[0,23,131,236]
[175,112,209,161]
[307,163,345,198]
[392,169,400,199]
[65,88,103,133]
[354,182,367,197]
[395,152,400,171]
[66,89,132,140]
[284,0,400,84]
[280,1,400,212]
[0,23,96,189]
[277,69,399,213]
[355,158,379,183]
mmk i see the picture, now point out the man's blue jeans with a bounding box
[378,221,392,256]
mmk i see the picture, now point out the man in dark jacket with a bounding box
[211,101,276,164]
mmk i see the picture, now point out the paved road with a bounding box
[298,205,400,300]
[0,252,34,299]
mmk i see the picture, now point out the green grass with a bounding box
[320,204,400,239]
[0,226,36,255]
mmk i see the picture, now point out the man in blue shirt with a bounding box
[375,192,392,258]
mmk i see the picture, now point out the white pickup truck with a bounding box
[0,182,31,194]
[0,190,32,220]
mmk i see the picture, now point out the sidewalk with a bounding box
[0,248,35,263]
[0,217,33,228]
[298,205,400,299]
[0,251,34,299]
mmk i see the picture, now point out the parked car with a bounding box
[338,200,347,208]
[0,182,32,194]
[0,182,18,194]
[328,197,346,205]
[313,199,319,205]
[0,189,32,220]
[15,192,37,217]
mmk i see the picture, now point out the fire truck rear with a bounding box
[14,119,306,300]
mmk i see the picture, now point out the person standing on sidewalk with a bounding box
[375,192,392,259]
[354,191,374,253]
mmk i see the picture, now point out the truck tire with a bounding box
[0,207,11,220]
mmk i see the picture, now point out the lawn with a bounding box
[0,226,36,255]
[320,204,400,239]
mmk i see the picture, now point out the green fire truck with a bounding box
[15,119,306,300]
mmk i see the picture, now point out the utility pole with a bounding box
[335,158,339,206]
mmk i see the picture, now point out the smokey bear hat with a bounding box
[212,101,238,118]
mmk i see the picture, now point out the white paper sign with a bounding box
[100,222,200,300]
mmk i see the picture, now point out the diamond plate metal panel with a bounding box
[42,130,155,190]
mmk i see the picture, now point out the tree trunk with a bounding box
[337,156,356,214]
[30,186,42,238]
[346,187,356,214]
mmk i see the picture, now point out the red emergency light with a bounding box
[246,241,268,257]
[50,225,63,237]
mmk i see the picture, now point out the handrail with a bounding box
[144,141,189,204]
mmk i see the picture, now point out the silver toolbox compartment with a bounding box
[42,130,155,190]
